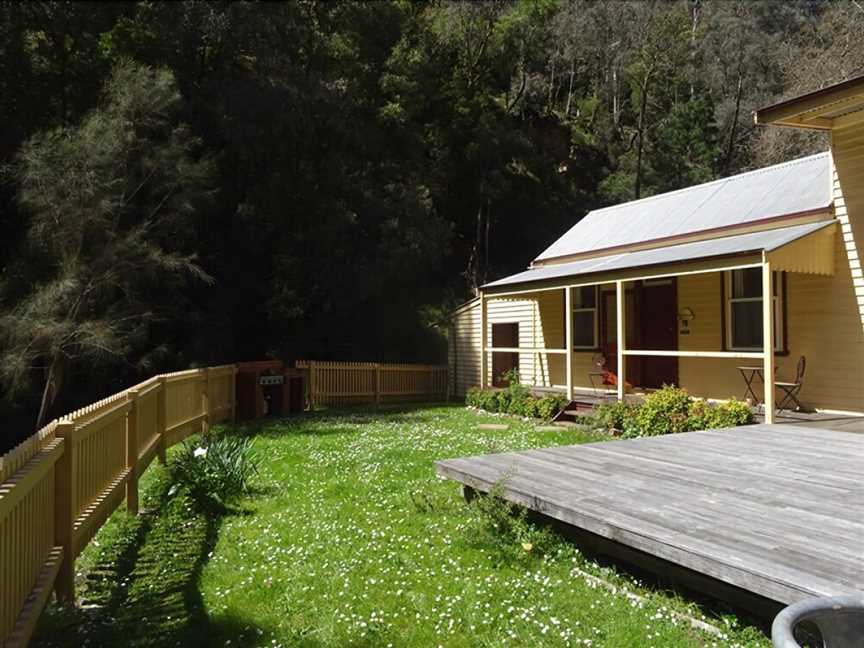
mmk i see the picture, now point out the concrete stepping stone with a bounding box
[476,423,509,430]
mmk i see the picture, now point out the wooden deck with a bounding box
[436,424,864,607]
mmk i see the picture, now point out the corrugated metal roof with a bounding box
[484,221,834,290]
[535,152,831,263]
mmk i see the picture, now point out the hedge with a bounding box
[593,386,753,438]
[466,372,568,421]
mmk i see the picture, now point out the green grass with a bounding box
[35,404,768,647]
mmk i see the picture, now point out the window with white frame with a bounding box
[571,286,598,349]
[725,268,784,351]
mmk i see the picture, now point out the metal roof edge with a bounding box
[483,220,836,292]
[531,207,834,267]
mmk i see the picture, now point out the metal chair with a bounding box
[772,594,864,647]
[776,356,806,412]
[588,353,607,399]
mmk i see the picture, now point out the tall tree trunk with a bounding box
[565,59,575,117]
[36,352,65,431]
[466,202,485,295]
[722,70,744,174]
[634,75,651,199]
[689,0,700,99]
[483,198,491,287]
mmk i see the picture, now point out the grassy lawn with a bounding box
[36,404,768,647]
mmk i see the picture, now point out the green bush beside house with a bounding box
[594,386,753,438]
[467,378,753,436]
[466,371,569,421]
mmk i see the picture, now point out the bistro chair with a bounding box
[588,353,607,398]
[775,356,806,412]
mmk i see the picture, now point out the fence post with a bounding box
[310,361,317,409]
[202,368,211,436]
[375,363,381,407]
[126,388,139,516]
[230,365,238,423]
[157,376,167,464]
[53,419,77,603]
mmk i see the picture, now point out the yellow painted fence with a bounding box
[297,361,449,407]
[0,365,236,648]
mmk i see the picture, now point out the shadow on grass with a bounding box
[34,473,274,648]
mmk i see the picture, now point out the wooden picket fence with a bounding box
[297,360,448,407]
[0,365,236,648]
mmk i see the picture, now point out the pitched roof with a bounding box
[485,221,834,290]
[534,152,831,265]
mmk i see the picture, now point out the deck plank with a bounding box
[435,424,864,606]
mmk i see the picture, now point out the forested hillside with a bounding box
[1,1,862,441]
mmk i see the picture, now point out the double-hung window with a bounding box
[725,268,784,352]
[571,286,598,349]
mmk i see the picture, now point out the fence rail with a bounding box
[0,364,236,648]
[296,361,448,407]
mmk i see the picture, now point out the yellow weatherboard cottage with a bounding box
[448,75,864,421]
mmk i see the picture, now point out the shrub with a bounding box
[521,397,540,419]
[464,386,566,421]
[613,387,754,438]
[594,401,641,433]
[684,399,712,431]
[171,433,259,508]
[629,386,693,438]
[470,388,500,413]
[465,483,559,563]
[710,399,753,427]
[535,394,567,420]
[688,398,753,430]
[493,390,511,413]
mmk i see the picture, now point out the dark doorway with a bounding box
[491,322,519,387]
[637,279,678,388]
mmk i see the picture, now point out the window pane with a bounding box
[731,268,762,299]
[573,286,597,308]
[573,311,595,347]
[731,301,762,348]
[573,286,596,308]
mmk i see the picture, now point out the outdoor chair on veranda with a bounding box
[775,356,806,412]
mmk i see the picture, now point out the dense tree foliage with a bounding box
[2,62,214,428]
[1,0,861,441]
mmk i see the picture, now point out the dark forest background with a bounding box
[1,0,862,446]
